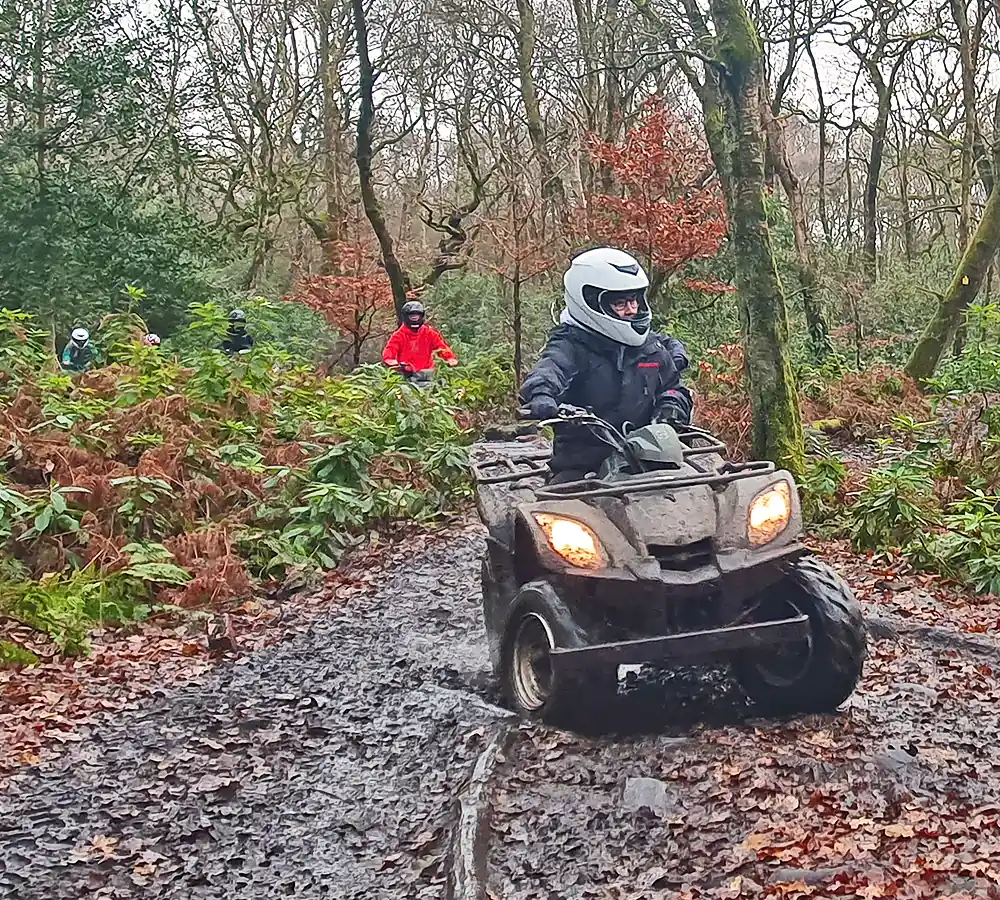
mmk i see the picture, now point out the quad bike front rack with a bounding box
[470,425,776,498]
[533,459,775,500]
[471,447,552,485]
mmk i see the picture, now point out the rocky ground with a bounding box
[3,526,1000,900]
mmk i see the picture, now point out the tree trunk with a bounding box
[513,0,568,226]
[863,73,890,283]
[905,178,1000,381]
[699,0,804,474]
[951,0,978,354]
[899,126,915,263]
[806,41,831,244]
[844,128,855,254]
[952,0,977,253]
[600,0,623,193]
[762,100,831,359]
[513,265,523,385]
[317,0,349,265]
[858,45,914,283]
[32,0,52,194]
[352,0,410,320]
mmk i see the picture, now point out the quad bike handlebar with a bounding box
[519,403,643,472]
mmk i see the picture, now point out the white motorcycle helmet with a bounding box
[563,248,652,347]
[70,327,90,349]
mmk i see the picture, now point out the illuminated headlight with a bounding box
[747,481,792,546]
[533,514,605,569]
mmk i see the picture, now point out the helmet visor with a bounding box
[584,287,649,320]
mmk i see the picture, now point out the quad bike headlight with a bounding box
[747,480,792,546]
[533,514,605,569]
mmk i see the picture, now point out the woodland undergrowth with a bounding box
[0,302,513,659]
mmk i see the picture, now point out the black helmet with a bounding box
[402,300,425,331]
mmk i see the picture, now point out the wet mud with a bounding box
[3,529,1000,899]
[0,534,503,900]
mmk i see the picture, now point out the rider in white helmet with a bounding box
[519,247,692,481]
[60,327,100,373]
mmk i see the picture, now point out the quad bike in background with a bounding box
[387,362,434,392]
[470,405,867,724]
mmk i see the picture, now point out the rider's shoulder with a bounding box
[546,323,583,345]
[643,332,671,351]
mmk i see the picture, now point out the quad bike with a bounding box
[387,362,434,392]
[470,405,867,724]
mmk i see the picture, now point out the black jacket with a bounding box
[222,326,255,355]
[519,323,693,475]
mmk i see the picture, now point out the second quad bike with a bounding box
[387,362,434,392]
[470,405,867,724]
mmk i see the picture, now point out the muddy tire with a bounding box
[500,581,616,725]
[734,557,867,715]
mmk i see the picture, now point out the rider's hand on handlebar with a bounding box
[524,395,559,420]
[557,403,590,417]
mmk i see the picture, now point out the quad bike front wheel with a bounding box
[734,557,867,715]
[500,582,616,725]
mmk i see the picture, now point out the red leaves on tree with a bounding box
[583,99,728,278]
[283,241,394,366]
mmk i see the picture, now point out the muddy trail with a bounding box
[4,529,1000,899]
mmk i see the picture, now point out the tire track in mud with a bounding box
[4,528,1000,900]
[0,532,508,900]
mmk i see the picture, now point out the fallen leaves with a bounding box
[490,544,1000,900]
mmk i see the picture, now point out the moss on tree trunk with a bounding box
[704,0,805,475]
[905,179,1000,382]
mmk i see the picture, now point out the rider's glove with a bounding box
[527,395,559,420]
[654,394,689,426]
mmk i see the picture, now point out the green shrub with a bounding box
[0,302,512,654]
[848,454,941,552]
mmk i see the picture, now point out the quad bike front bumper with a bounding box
[548,613,811,672]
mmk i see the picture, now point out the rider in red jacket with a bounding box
[382,301,458,373]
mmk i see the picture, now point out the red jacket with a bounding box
[382,324,456,371]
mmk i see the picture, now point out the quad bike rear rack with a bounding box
[470,426,776,499]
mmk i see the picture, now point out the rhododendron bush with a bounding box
[0,303,512,657]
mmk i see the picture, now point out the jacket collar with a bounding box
[559,310,657,357]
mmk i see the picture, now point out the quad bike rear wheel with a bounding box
[734,557,866,714]
[500,582,616,725]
